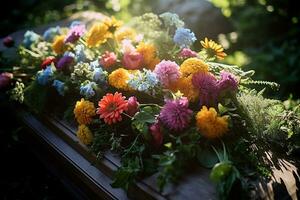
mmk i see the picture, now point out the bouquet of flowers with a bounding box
[8,12,300,199]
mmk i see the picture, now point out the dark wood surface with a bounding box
[16,108,217,200]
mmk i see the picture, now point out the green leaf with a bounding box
[197,148,219,168]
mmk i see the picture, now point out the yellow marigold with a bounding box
[115,27,136,42]
[73,98,96,125]
[108,68,131,90]
[195,106,228,139]
[86,23,110,47]
[180,57,209,78]
[170,75,199,102]
[200,37,227,60]
[77,124,93,145]
[52,35,67,54]
[137,42,160,70]
[103,16,123,34]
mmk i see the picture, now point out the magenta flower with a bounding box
[192,72,219,107]
[159,97,193,132]
[0,72,13,89]
[100,51,117,68]
[122,51,143,70]
[126,96,139,117]
[218,71,238,94]
[64,24,86,43]
[153,60,180,87]
[149,122,163,147]
[179,48,197,58]
[56,55,74,70]
[3,36,14,48]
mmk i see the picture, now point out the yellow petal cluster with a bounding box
[180,57,209,78]
[200,37,227,60]
[137,42,160,70]
[195,106,228,139]
[52,35,67,54]
[73,98,96,125]
[170,75,199,102]
[103,16,123,34]
[108,68,131,90]
[86,23,110,48]
[77,124,93,145]
[115,27,136,42]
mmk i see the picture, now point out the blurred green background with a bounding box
[1,0,299,99]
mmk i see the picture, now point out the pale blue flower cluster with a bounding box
[43,26,61,42]
[127,69,158,93]
[173,28,196,48]
[52,80,65,96]
[80,81,97,98]
[23,31,40,48]
[159,12,184,28]
[74,44,86,62]
[70,21,83,28]
[93,67,108,83]
[37,66,53,85]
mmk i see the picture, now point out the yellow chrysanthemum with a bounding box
[73,98,96,125]
[180,58,209,78]
[170,75,199,102]
[86,23,110,47]
[103,16,123,34]
[77,124,93,145]
[115,27,136,42]
[195,106,228,139]
[108,68,131,90]
[200,37,227,60]
[137,42,160,70]
[52,35,67,54]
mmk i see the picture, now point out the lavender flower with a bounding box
[192,72,219,107]
[80,81,97,98]
[52,80,65,96]
[23,31,40,48]
[217,71,239,94]
[153,60,180,87]
[43,26,60,42]
[159,97,193,132]
[179,48,198,58]
[173,28,196,48]
[56,52,74,70]
[65,24,86,43]
[37,66,53,85]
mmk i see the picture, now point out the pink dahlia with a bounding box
[3,36,14,47]
[153,60,180,87]
[192,72,219,107]
[126,96,139,117]
[0,72,13,89]
[218,71,238,94]
[122,51,143,70]
[100,51,117,68]
[149,122,163,147]
[159,97,193,132]
[179,48,197,58]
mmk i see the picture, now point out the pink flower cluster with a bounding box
[153,60,180,87]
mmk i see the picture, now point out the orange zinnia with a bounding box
[97,92,128,125]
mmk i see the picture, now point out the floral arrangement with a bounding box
[6,12,300,199]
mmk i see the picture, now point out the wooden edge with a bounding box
[40,114,167,200]
[17,110,129,200]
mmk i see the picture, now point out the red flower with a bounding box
[149,122,163,147]
[0,72,13,89]
[3,36,14,48]
[97,92,128,125]
[126,96,139,117]
[100,51,117,68]
[41,57,56,69]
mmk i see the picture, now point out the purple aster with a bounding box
[159,97,193,132]
[217,71,238,94]
[153,60,180,87]
[192,72,219,107]
[56,55,74,70]
[179,48,197,58]
[64,24,86,43]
